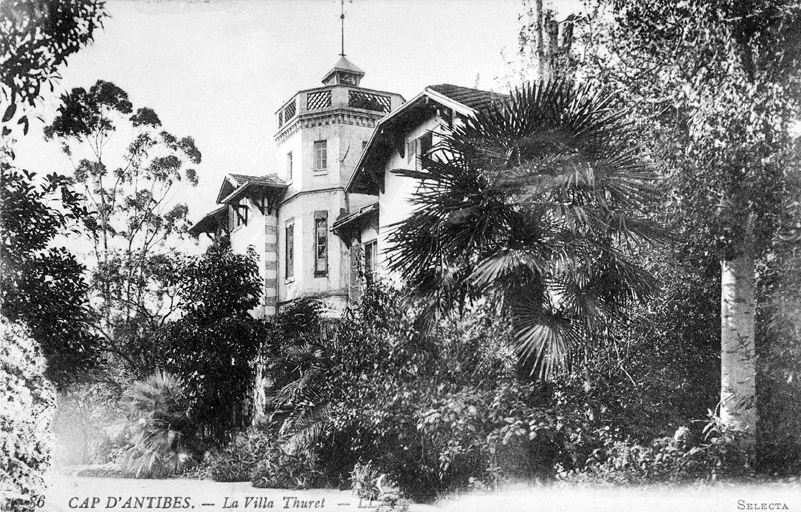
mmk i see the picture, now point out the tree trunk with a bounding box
[524,0,573,83]
[720,235,756,451]
[251,356,268,426]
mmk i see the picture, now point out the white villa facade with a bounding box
[189,58,502,317]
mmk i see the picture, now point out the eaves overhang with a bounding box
[345,87,480,196]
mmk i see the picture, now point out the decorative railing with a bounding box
[283,100,296,120]
[348,91,391,113]
[277,99,297,129]
[307,90,332,111]
[278,88,397,132]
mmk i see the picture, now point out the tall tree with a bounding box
[566,0,801,451]
[387,81,665,379]
[44,80,201,376]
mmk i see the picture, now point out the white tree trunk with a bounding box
[720,241,757,448]
[251,357,268,426]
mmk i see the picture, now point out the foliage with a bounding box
[570,0,801,260]
[120,372,192,478]
[387,80,665,379]
[208,427,322,488]
[176,236,262,321]
[755,177,801,474]
[43,79,201,378]
[350,461,383,500]
[268,283,594,501]
[0,0,107,135]
[350,461,410,512]
[0,317,55,512]
[0,162,100,387]
[161,237,264,444]
[567,419,752,485]
[250,444,322,490]
[567,0,801,455]
[542,247,721,444]
[209,430,268,482]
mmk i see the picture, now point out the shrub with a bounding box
[0,318,55,512]
[209,428,273,482]
[268,283,587,501]
[250,445,323,489]
[350,461,382,500]
[208,427,322,488]
[209,435,257,482]
[120,372,192,478]
[565,418,753,485]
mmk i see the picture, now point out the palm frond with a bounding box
[387,79,666,379]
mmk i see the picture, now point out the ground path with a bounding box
[41,474,801,512]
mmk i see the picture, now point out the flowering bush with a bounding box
[0,318,55,512]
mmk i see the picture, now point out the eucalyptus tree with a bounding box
[44,80,201,376]
[388,81,665,380]
[566,0,801,450]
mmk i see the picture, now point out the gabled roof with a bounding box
[189,173,288,237]
[346,84,507,195]
[216,173,288,204]
[428,84,507,112]
[187,205,228,236]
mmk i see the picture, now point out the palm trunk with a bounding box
[720,234,756,451]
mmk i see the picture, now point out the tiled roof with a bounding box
[216,173,287,204]
[331,202,378,233]
[427,84,508,112]
[188,205,228,236]
[228,173,287,188]
[327,56,365,76]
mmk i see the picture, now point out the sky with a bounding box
[15,0,581,251]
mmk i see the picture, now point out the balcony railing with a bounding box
[277,86,401,131]
[348,91,391,113]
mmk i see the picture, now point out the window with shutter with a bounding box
[364,240,377,275]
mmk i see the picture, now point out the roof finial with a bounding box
[340,0,346,57]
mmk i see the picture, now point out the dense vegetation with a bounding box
[1,0,800,509]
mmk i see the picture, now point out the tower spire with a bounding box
[340,0,346,57]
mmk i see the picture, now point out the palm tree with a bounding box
[387,80,667,380]
[122,372,192,477]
